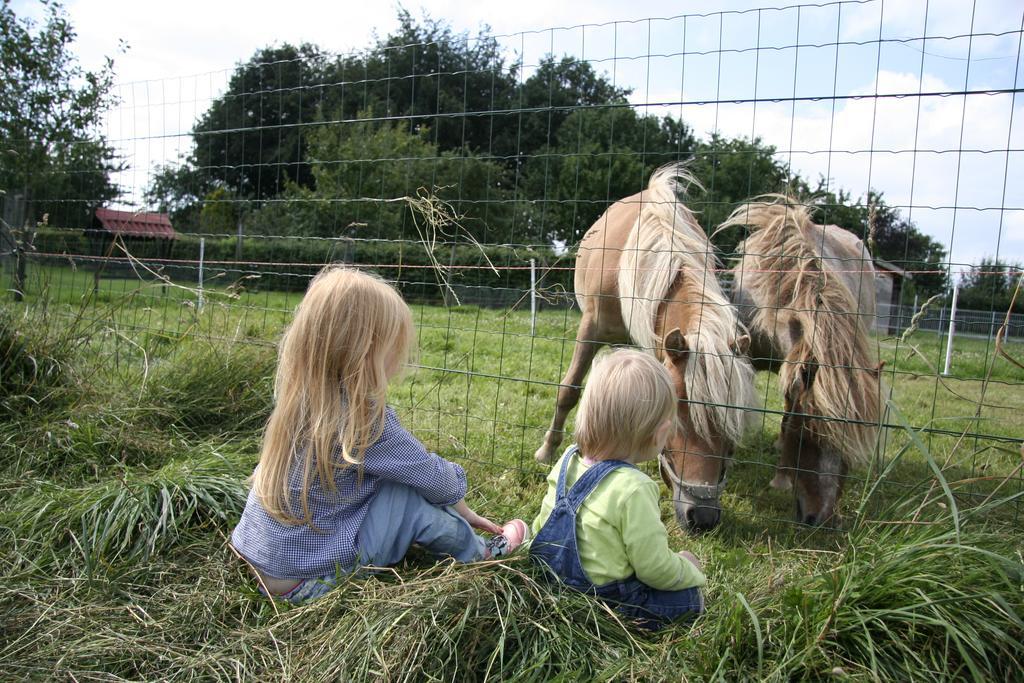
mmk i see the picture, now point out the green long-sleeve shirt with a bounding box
[530,449,706,591]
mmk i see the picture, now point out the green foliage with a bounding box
[490,55,633,167]
[198,187,240,235]
[0,0,122,227]
[139,341,276,434]
[865,192,949,298]
[144,160,206,229]
[300,114,516,241]
[326,11,519,158]
[142,13,702,246]
[0,306,70,414]
[193,43,327,201]
[957,258,1023,314]
[690,134,795,252]
[522,107,696,243]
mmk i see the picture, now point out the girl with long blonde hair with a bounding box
[232,266,527,602]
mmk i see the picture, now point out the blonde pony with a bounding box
[253,266,415,526]
[575,349,677,460]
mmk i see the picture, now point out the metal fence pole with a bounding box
[942,279,960,376]
[530,258,537,336]
[235,214,244,261]
[198,237,205,310]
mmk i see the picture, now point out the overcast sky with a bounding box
[14,0,1024,267]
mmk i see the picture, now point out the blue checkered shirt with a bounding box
[231,407,467,579]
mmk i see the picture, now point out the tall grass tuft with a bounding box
[696,496,1024,681]
[815,519,1024,680]
[6,445,251,567]
[139,341,276,435]
[0,307,72,414]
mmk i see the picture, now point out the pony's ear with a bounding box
[664,327,688,362]
[731,334,751,356]
[872,360,886,378]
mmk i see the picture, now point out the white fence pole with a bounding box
[530,258,537,336]
[942,277,959,376]
[198,237,205,310]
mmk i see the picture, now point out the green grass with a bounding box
[0,264,1021,680]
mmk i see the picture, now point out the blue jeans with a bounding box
[593,576,705,630]
[274,481,485,603]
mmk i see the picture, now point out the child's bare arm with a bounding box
[453,499,502,534]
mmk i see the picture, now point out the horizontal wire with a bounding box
[28,252,1018,279]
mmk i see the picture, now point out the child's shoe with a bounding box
[484,519,529,558]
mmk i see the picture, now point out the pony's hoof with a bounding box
[770,473,793,491]
[534,446,553,464]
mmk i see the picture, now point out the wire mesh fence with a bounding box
[3,0,1022,532]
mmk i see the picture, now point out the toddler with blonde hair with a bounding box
[232,266,526,602]
[530,348,705,629]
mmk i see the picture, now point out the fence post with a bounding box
[14,218,34,303]
[198,237,205,310]
[530,258,537,336]
[235,214,244,262]
[942,279,960,376]
[2,193,26,302]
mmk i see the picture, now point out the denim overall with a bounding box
[530,447,704,631]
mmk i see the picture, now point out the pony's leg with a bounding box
[534,318,603,463]
[770,414,795,491]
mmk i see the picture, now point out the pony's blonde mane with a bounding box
[618,164,755,447]
[721,196,881,467]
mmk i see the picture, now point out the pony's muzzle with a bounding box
[659,453,726,533]
[676,499,721,531]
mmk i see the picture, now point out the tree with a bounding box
[198,186,240,235]
[860,193,948,299]
[189,43,329,201]
[522,107,696,244]
[248,112,515,242]
[491,56,633,171]
[957,258,1023,314]
[0,0,122,228]
[323,11,519,158]
[689,134,795,254]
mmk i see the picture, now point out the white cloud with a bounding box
[644,66,1024,265]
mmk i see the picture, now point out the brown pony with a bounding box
[535,164,756,531]
[719,196,884,526]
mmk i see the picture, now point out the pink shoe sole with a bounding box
[501,519,529,550]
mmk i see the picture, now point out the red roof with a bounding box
[94,208,178,239]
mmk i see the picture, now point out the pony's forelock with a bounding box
[723,196,882,467]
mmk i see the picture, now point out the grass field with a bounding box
[1,263,1022,680]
